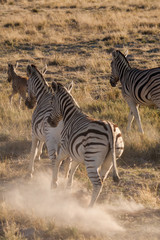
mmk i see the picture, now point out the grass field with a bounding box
[0,0,160,239]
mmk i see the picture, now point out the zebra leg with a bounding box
[36,141,44,161]
[127,110,134,131]
[66,160,79,189]
[100,152,112,183]
[28,137,39,177]
[85,163,102,207]
[129,104,144,133]
[46,140,59,188]
[51,154,61,189]
[50,148,68,189]
[60,157,72,178]
[108,121,120,182]
[111,147,120,183]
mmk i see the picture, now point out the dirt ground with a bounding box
[0,0,160,239]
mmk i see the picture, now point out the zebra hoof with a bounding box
[51,182,57,189]
[30,173,34,179]
[88,202,94,208]
[113,175,120,183]
[25,172,33,180]
[35,156,41,161]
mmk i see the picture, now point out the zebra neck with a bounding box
[36,84,50,104]
[62,109,85,137]
[118,63,130,81]
[62,105,80,125]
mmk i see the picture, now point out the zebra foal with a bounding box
[110,50,160,134]
[7,63,28,106]
[47,81,124,207]
[25,64,71,180]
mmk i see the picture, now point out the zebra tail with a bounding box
[107,121,120,183]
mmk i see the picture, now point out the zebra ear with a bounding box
[51,81,58,92]
[67,81,73,93]
[124,50,128,58]
[41,64,47,76]
[112,50,117,59]
[15,62,19,69]
[27,65,32,77]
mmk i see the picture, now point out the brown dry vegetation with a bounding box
[0,0,160,239]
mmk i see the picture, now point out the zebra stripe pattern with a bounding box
[47,81,124,207]
[110,50,160,133]
[25,65,71,182]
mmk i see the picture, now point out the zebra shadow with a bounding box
[119,142,160,168]
[0,138,31,160]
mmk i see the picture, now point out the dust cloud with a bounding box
[4,171,144,237]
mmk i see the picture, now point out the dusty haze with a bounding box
[4,171,150,238]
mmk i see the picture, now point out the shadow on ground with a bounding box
[120,142,160,168]
[0,139,31,160]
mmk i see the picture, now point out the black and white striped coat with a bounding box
[25,65,71,181]
[110,50,160,133]
[48,81,124,207]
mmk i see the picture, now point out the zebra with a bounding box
[25,64,71,181]
[110,50,160,134]
[47,81,124,207]
[7,63,28,106]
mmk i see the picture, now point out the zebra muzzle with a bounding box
[25,99,34,109]
[110,81,117,87]
[47,116,57,128]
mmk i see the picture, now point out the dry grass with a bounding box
[0,0,160,239]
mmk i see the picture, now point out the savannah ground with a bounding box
[0,0,160,239]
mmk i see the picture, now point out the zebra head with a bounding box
[47,81,63,127]
[25,65,37,109]
[110,50,130,87]
[110,50,120,87]
[47,81,73,128]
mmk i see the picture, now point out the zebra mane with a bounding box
[56,82,81,110]
[116,50,131,69]
[31,64,53,93]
